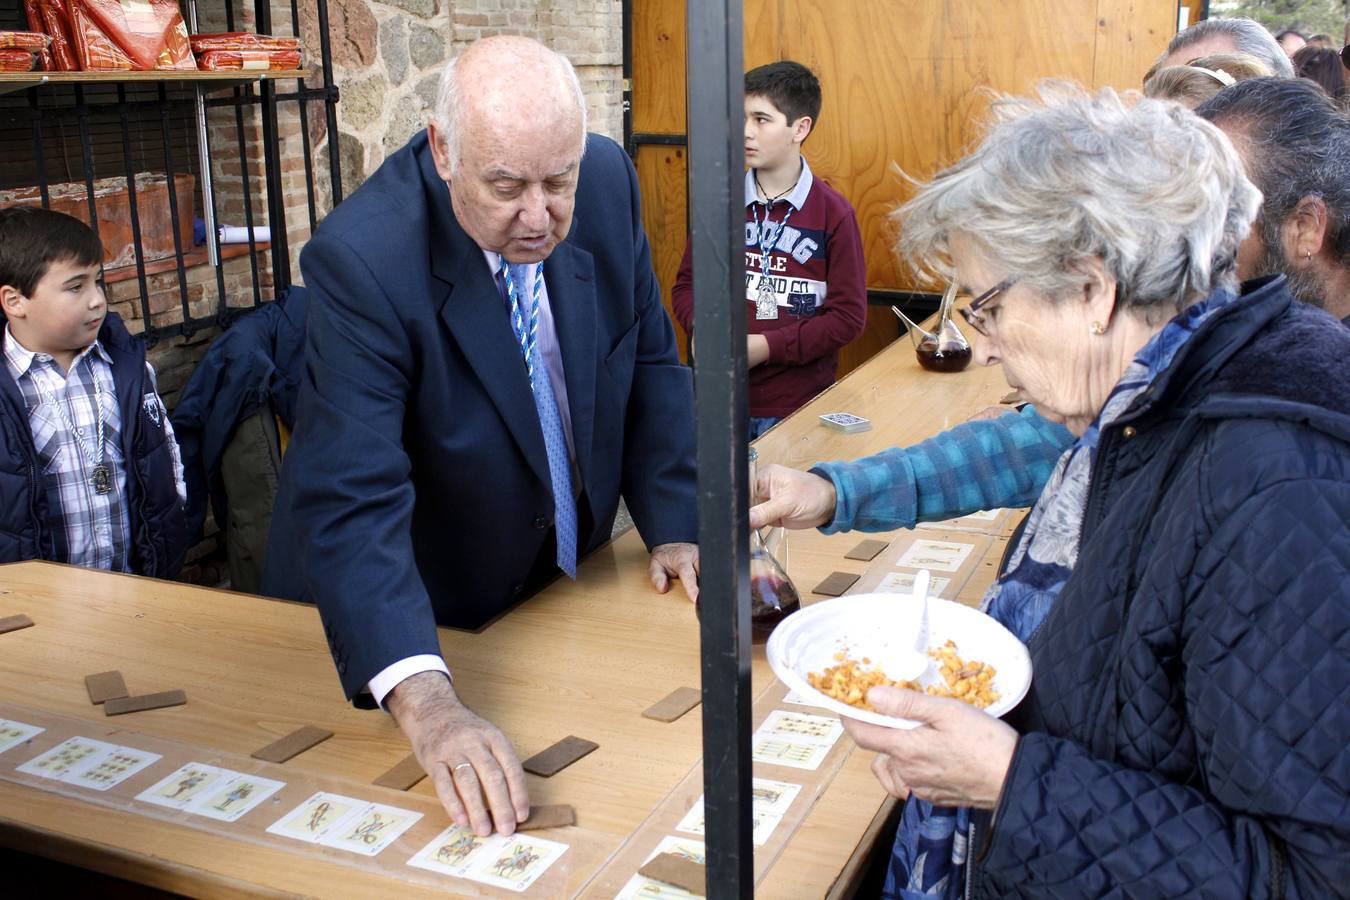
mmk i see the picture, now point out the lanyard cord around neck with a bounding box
[44,354,107,471]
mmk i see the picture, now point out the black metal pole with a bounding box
[687,0,752,896]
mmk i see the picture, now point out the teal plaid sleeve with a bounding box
[810,405,1071,533]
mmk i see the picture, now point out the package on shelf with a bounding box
[68,0,134,70]
[70,0,196,71]
[0,31,52,52]
[0,49,39,72]
[189,31,300,54]
[196,48,300,71]
[27,0,79,71]
[0,173,197,270]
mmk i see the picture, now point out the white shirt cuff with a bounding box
[366,655,452,708]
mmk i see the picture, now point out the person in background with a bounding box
[1154,16,1294,77]
[671,60,867,441]
[1275,28,1307,57]
[1292,44,1347,104]
[755,82,1350,899]
[1142,50,1273,107]
[0,207,186,578]
[1198,77,1350,323]
[1305,32,1335,49]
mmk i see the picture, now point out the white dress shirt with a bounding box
[366,250,577,707]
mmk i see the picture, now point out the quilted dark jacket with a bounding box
[970,277,1350,899]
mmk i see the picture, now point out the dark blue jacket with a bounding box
[0,313,187,578]
[972,277,1350,898]
[262,131,698,701]
[172,286,308,543]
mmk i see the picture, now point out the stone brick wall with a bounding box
[314,0,624,192]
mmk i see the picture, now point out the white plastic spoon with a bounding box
[886,569,931,683]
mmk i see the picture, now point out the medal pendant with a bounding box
[755,283,779,320]
[90,463,112,495]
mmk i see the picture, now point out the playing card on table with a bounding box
[465,832,568,893]
[187,771,286,822]
[317,802,422,857]
[615,836,706,900]
[267,791,365,843]
[137,763,230,810]
[895,539,973,573]
[782,690,831,710]
[751,736,831,771]
[406,823,503,877]
[16,736,116,781]
[878,571,953,597]
[750,777,801,817]
[0,719,43,756]
[757,710,843,746]
[65,746,162,791]
[675,798,781,846]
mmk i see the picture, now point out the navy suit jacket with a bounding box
[263,131,698,700]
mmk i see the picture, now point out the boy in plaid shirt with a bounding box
[0,208,186,577]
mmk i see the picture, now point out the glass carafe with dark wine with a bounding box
[748,447,801,642]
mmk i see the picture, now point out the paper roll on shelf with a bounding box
[217,225,271,244]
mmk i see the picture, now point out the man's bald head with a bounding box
[432,36,588,173]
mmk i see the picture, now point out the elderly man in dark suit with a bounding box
[264,35,699,837]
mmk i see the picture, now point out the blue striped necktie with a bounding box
[500,259,577,579]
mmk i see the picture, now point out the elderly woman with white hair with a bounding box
[753,84,1350,898]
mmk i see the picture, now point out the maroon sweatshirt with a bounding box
[672,159,867,417]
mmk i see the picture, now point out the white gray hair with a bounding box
[1165,17,1294,78]
[897,82,1261,317]
[432,44,589,173]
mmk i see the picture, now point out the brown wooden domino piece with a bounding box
[372,753,426,791]
[104,690,187,716]
[518,803,576,831]
[638,852,706,895]
[844,539,889,561]
[812,571,860,596]
[251,725,334,763]
[522,735,598,777]
[0,614,34,635]
[642,687,701,723]
[85,670,129,705]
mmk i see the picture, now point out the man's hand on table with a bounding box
[385,671,529,836]
[749,463,837,531]
[649,542,700,603]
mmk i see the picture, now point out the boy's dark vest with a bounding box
[0,313,186,578]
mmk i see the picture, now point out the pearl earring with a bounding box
[1089,321,1106,335]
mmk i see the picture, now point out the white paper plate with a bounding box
[766,590,1032,728]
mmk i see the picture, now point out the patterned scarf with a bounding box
[884,286,1236,900]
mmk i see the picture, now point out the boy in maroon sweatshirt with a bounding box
[672,60,867,439]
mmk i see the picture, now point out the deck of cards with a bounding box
[819,412,871,433]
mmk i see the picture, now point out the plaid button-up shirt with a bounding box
[811,405,1073,533]
[3,327,185,572]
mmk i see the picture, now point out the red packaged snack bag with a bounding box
[37,0,80,70]
[68,0,135,70]
[189,31,300,53]
[0,49,38,72]
[0,31,52,52]
[21,0,53,69]
[73,0,195,70]
[196,48,300,71]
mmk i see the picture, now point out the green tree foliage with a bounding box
[1220,0,1349,40]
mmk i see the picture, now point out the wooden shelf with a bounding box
[0,69,310,96]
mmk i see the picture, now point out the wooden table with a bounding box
[0,336,1014,898]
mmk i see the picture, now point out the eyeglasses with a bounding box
[958,278,1015,337]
